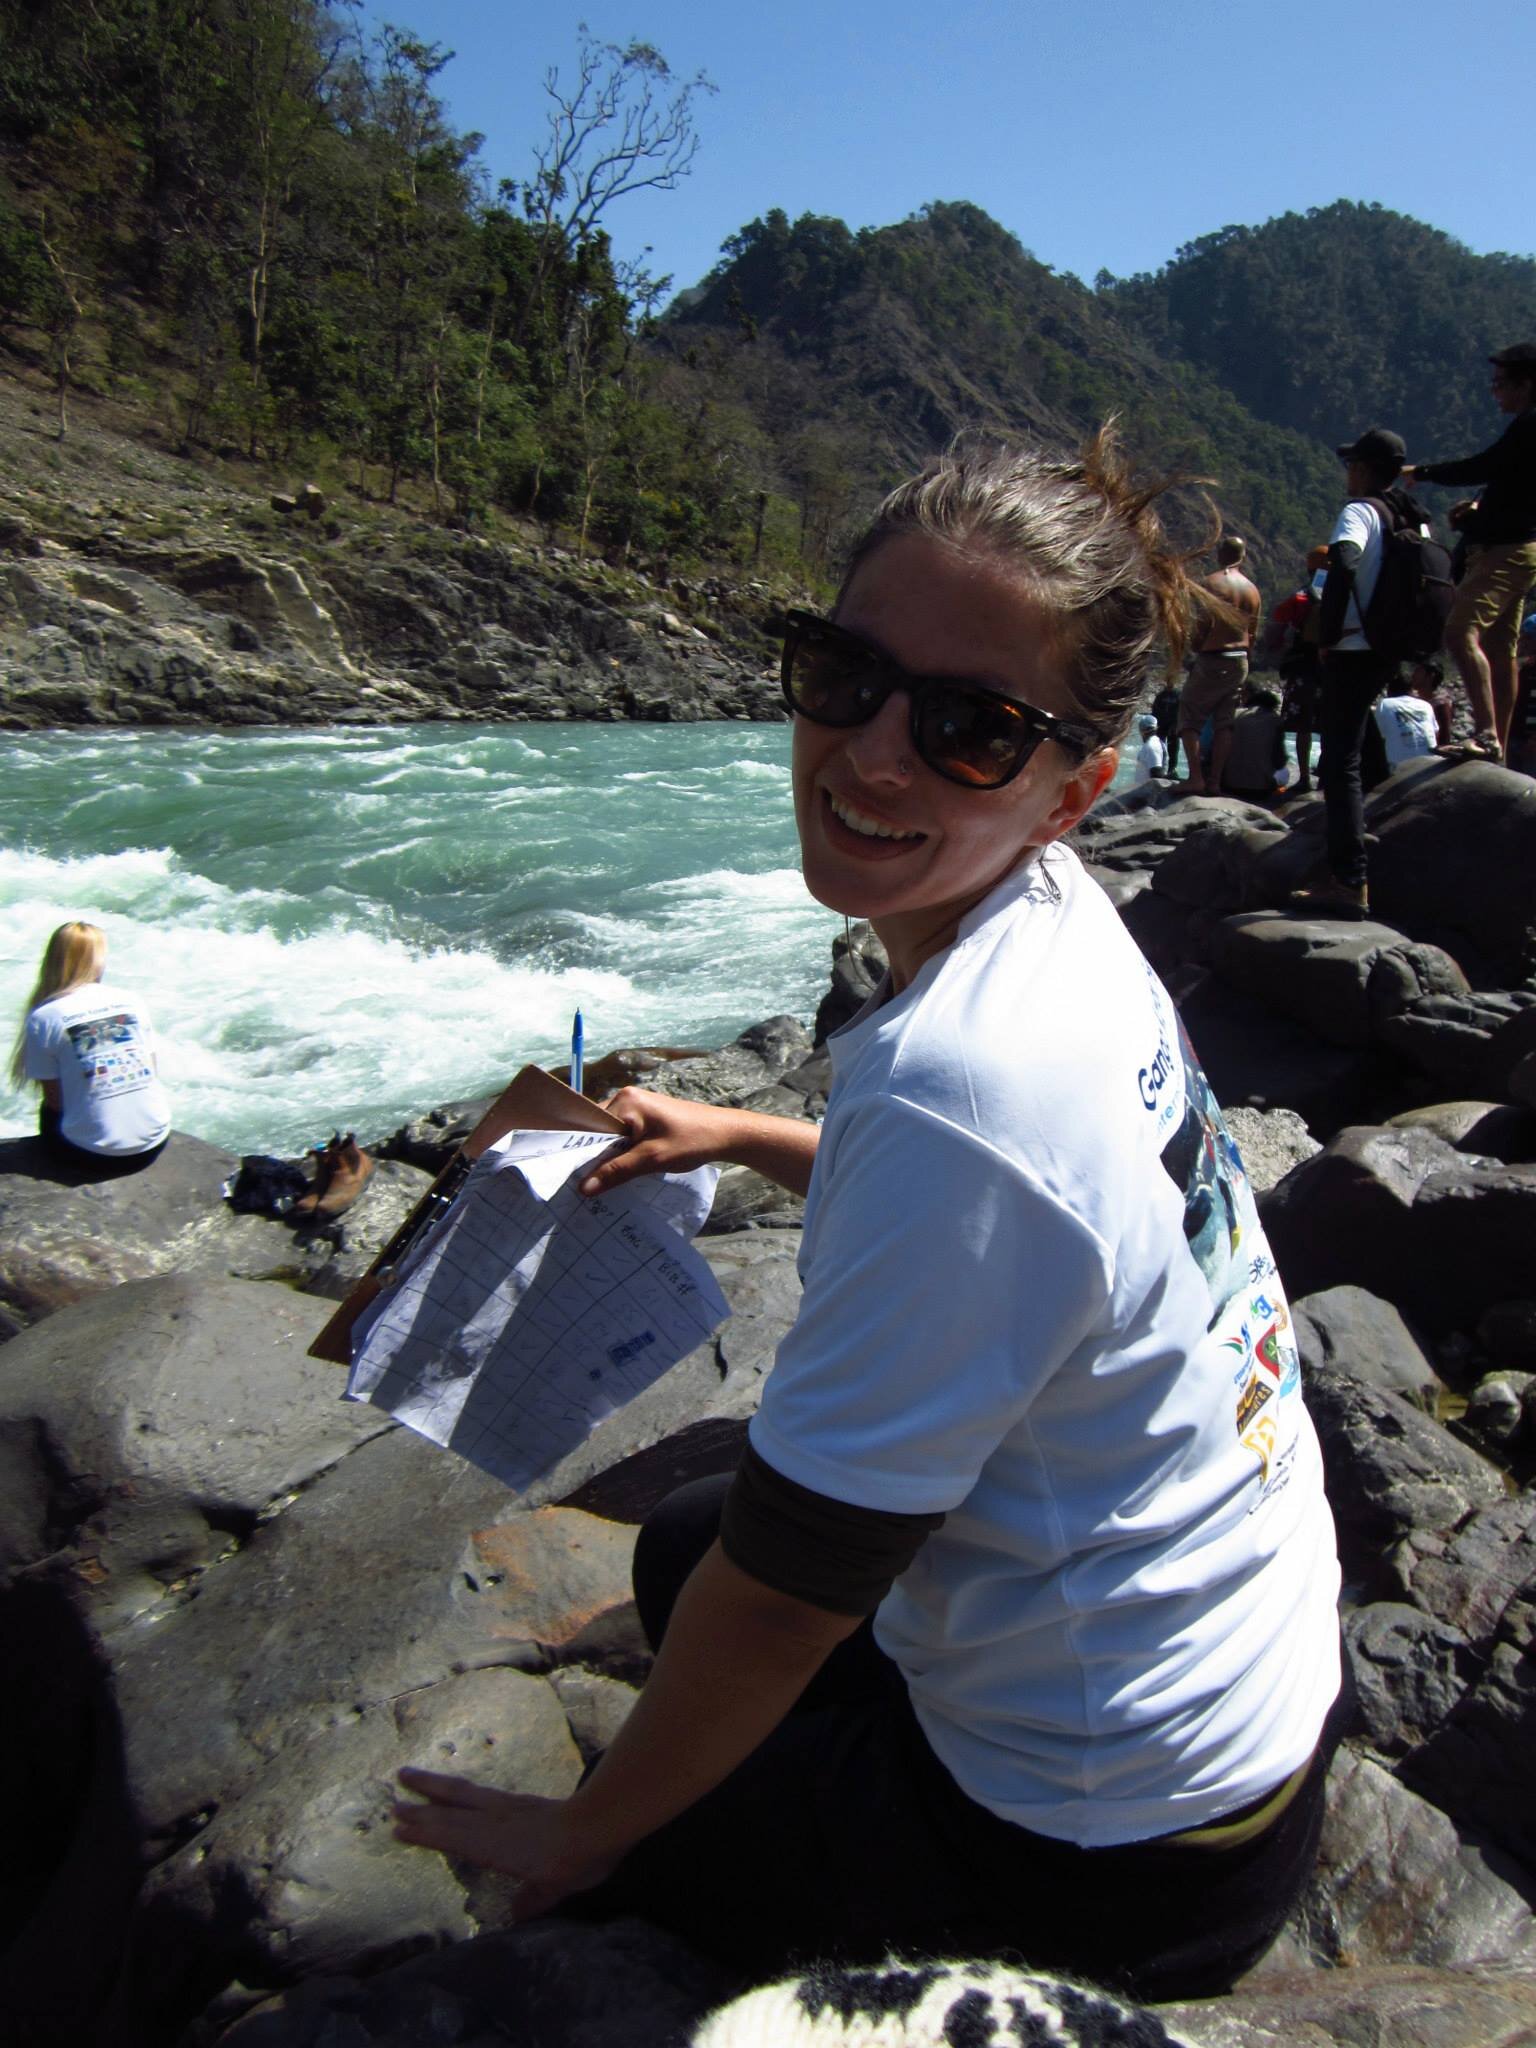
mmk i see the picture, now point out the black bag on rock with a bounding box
[226,1154,311,1217]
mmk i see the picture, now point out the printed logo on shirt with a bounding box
[65,1015,155,1099]
[1152,1019,1303,1502]
[1136,968,1186,1147]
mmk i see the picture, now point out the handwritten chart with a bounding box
[346,1136,729,1490]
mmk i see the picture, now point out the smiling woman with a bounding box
[393,429,1344,2002]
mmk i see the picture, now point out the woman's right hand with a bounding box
[577,1088,744,1197]
[577,1087,820,1200]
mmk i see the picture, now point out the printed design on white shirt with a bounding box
[1142,973,1302,1502]
[65,1014,156,1100]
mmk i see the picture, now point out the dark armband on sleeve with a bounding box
[719,1443,945,1616]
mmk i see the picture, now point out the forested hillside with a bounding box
[2,2,1532,595]
[0,0,746,562]
[1106,201,1536,458]
[656,202,1345,583]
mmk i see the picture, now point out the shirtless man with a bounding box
[1178,535,1262,794]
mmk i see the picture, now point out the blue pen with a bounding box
[570,1008,584,1095]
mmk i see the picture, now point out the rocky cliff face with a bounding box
[0,379,789,731]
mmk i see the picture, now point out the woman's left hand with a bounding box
[392,1769,620,1919]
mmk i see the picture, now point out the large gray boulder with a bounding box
[1298,1361,1503,1594]
[0,1132,433,1331]
[1364,757,1536,981]
[639,1016,814,1107]
[1343,1603,1471,1759]
[1280,1747,1536,1970]
[0,1275,391,1623]
[0,1129,235,1325]
[1150,818,1290,915]
[1393,1495,1536,1655]
[1403,1580,1536,1873]
[207,1917,737,2048]
[1205,913,1468,1050]
[1176,976,1376,1137]
[1378,991,1536,1100]
[1260,1123,1536,1333]
[1070,791,1277,874]
[122,1664,582,2025]
[1290,1285,1443,1407]
[1385,1098,1536,1162]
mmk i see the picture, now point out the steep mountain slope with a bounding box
[1106,201,1536,458]
[657,202,1345,587]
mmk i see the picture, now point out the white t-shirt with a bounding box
[751,850,1340,1849]
[24,982,172,1155]
[1374,693,1438,767]
[1328,500,1385,651]
[1133,736,1166,782]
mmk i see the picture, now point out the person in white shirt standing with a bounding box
[12,921,172,1173]
[1292,428,1430,917]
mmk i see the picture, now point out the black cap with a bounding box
[1336,427,1407,467]
[1490,342,1536,373]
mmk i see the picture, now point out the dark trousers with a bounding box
[569,1475,1340,2002]
[1319,649,1396,888]
[38,1103,165,1177]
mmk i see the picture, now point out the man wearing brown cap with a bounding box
[1403,343,1536,761]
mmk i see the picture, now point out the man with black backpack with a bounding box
[1403,341,1536,763]
[1290,428,1441,918]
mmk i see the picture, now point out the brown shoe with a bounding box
[313,1133,375,1217]
[290,1132,342,1216]
[1287,876,1370,920]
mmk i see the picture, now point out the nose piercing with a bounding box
[898,754,914,776]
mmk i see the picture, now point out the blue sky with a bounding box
[359,0,1536,302]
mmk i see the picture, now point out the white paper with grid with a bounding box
[345,1135,728,1490]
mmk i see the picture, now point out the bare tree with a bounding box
[33,205,85,440]
[514,26,712,334]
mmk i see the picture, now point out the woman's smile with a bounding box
[823,788,928,851]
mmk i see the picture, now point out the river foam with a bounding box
[1,724,837,1153]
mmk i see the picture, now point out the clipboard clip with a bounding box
[374,1149,474,1288]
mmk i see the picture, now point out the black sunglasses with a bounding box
[780,610,1102,790]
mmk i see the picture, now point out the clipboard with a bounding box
[308,1065,627,1365]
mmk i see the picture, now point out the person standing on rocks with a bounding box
[1177,533,1261,794]
[1292,428,1430,917]
[394,430,1343,2003]
[1402,342,1536,763]
[10,921,171,1172]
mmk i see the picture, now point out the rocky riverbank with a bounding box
[2,761,1536,2046]
[0,373,790,731]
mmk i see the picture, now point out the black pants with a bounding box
[569,1476,1340,2002]
[38,1103,166,1177]
[1319,649,1396,888]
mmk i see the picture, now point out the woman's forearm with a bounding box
[560,1541,858,1865]
[717,1108,820,1196]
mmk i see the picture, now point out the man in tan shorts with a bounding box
[1178,535,1262,793]
[1403,342,1536,761]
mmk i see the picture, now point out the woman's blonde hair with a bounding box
[9,921,108,1088]
[838,421,1217,747]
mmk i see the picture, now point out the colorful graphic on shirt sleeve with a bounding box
[65,1014,155,1099]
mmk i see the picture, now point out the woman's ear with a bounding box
[1040,746,1118,843]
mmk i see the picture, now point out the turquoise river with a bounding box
[3,722,1141,1155]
